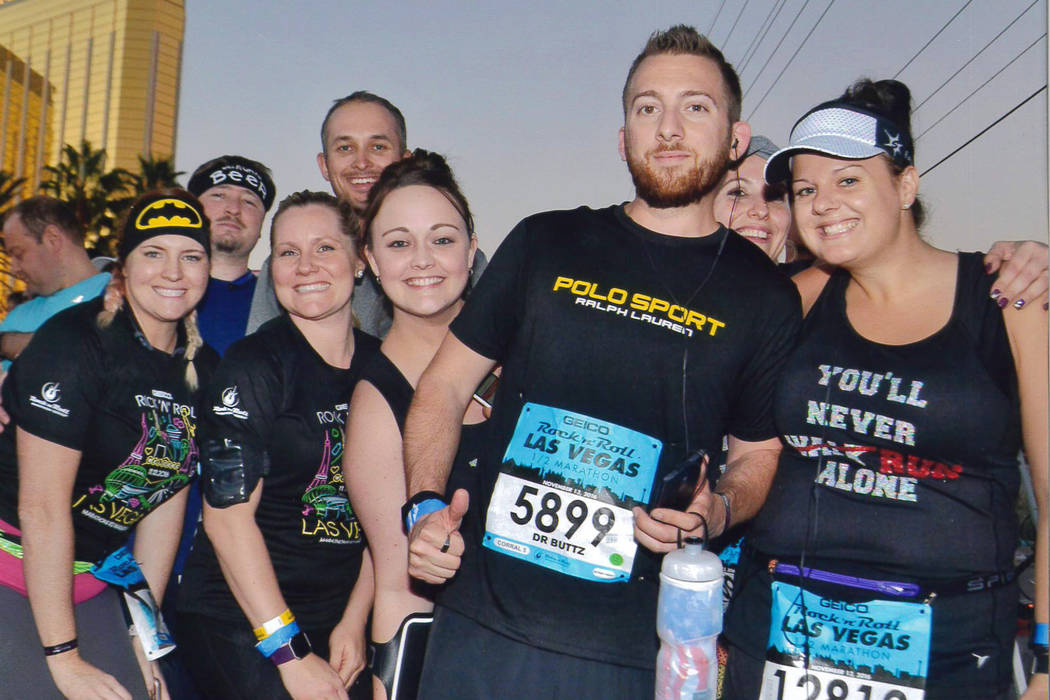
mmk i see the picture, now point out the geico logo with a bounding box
[819,599,869,613]
[561,415,609,435]
[552,276,725,334]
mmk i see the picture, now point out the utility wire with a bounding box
[743,0,814,101]
[918,34,1045,139]
[915,0,1039,111]
[721,0,752,49]
[707,0,727,35]
[738,0,789,74]
[921,83,1045,177]
[747,0,835,121]
[894,0,974,78]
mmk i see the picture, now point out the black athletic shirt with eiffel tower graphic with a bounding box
[178,314,380,631]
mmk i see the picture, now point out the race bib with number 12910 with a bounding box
[483,403,662,583]
[760,581,931,700]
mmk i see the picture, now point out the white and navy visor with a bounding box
[764,101,914,184]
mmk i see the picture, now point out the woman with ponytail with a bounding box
[177,191,380,700]
[723,79,1047,700]
[0,189,216,699]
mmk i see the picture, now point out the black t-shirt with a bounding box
[438,205,801,667]
[749,252,1021,578]
[0,298,217,563]
[177,316,381,631]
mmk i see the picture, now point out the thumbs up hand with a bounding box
[407,488,469,584]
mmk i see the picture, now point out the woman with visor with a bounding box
[723,79,1047,700]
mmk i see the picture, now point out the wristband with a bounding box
[255,621,300,658]
[43,638,78,657]
[715,491,731,532]
[1034,651,1048,675]
[402,491,447,533]
[1034,622,1049,647]
[253,609,295,641]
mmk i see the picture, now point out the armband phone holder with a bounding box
[369,612,434,700]
[202,438,270,508]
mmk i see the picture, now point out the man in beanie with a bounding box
[186,155,275,355]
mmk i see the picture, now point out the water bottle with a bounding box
[655,537,723,700]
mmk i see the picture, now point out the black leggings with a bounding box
[0,585,148,700]
[177,612,371,700]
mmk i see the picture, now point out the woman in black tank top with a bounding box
[343,151,486,700]
[723,79,1047,700]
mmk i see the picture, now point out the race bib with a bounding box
[760,582,931,700]
[483,403,662,582]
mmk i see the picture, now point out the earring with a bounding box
[902,203,911,210]
[354,269,364,280]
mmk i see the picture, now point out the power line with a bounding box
[721,0,752,49]
[742,0,814,101]
[894,0,974,79]
[915,0,1039,111]
[707,0,727,35]
[921,83,1046,177]
[737,0,789,74]
[918,33,1045,139]
[747,0,835,121]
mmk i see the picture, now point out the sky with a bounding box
[173,0,1049,268]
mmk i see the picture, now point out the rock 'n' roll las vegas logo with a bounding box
[134,198,204,231]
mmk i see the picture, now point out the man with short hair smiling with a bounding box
[317,91,410,212]
[187,154,275,355]
[247,91,486,338]
[0,197,110,368]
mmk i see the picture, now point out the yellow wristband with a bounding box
[253,609,295,641]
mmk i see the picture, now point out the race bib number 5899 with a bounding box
[484,403,662,583]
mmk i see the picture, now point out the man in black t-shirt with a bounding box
[400,25,801,698]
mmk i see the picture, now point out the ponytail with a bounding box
[182,309,203,392]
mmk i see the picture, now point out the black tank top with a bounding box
[749,252,1021,580]
[361,351,488,497]
[361,352,415,434]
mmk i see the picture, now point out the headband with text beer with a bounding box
[118,191,211,261]
[187,159,275,211]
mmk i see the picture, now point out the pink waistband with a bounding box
[0,517,108,603]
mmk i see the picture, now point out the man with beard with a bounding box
[246,91,487,338]
[398,25,801,698]
[187,155,275,355]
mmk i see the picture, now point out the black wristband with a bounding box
[1034,652,1048,675]
[43,638,78,656]
[401,490,446,527]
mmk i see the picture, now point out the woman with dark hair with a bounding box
[177,191,380,700]
[0,190,216,699]
[723,79,1047,700]
[712,135,793,263]
[343,150,481,700]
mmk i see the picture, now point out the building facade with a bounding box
[0,0,184,194]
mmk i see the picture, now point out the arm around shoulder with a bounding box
[1003,305,1048,639]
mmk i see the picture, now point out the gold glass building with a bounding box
[0,0,184,195]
